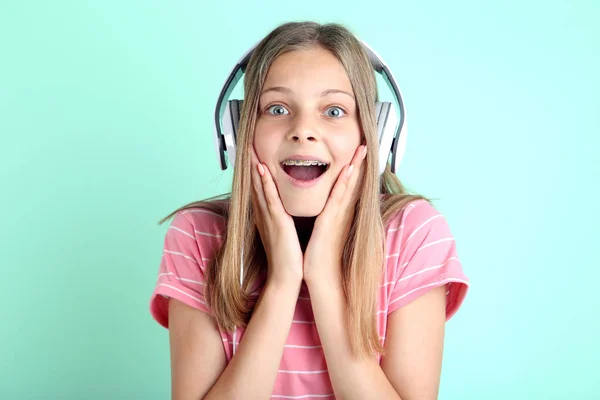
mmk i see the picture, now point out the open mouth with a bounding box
[281,159,330,182]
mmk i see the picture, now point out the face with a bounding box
[253,46,362,217]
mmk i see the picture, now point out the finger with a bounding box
[250,176,263,221]
[259,163,288,218]
[326,145,368,209]
[249,148,269,220]
[326,164,352,210]
[348,144,368,172]
[251,186,268,241]
[249,147,288,221]
[344,144,368,201]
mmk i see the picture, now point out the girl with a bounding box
[150,21,469,400]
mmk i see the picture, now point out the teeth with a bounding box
[282,160,328,167]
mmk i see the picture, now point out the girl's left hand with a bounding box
[303,144,368,287]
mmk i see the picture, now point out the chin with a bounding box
[281,195,327,217]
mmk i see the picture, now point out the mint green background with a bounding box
[1,1,598,398]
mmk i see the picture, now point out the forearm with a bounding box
[205,280,301,400]
[307,280,402,400]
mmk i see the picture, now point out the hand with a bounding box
[303,144,368,286]
[250,147,304,287]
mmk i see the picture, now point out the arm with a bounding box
[381,285,446,400]
[169,280,301,400]
[307,279,446,400]
[168,298,226,400]
[307,279,403,400]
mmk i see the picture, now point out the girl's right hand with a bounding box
[250,147,304,287]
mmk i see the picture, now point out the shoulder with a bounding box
[166,200,229,261]
[385,198,440,226]
[175,205,228,237]
[384,198,447,248]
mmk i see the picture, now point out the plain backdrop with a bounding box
[1,0,598,398]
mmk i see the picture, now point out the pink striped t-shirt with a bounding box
[149,199,469,399]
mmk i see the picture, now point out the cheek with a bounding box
[330,136,361,164]
[253,126,279,162]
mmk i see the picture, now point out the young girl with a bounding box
[150,21,469,400]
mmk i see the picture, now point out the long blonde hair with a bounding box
[158,21,430,360]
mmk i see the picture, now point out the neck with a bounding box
[293,216,316,253]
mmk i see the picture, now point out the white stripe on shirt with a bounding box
[195,230,223,238]
[163,250,199,265]
[389,278,469,305]
[169,226,194,239]
[397,257,460,283]
[182,209,226,219]
[416,237,455,252]
[158,272,204,286]
[157,283,205,305]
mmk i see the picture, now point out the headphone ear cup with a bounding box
[223,100,243,169]
[375,101,397,175]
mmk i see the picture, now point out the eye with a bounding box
[324,106,346,118]
[266,105,289,116]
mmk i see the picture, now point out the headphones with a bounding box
[213,39,409,175]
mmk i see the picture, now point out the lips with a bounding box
[279,154,330,187]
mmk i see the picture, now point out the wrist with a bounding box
[265,276,302,296]
[304,269,343,292]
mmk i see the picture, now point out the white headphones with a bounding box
[213,39,409,176]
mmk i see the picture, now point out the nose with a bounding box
[287,112,320,143]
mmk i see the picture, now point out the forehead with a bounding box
[262,46,354,93]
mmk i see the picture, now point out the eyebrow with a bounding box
[260,86,355,99]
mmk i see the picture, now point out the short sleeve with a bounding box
[149,211,212,329]
[387,200,469,320]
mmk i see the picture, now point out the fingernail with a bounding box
[258,164,265,176]
[345,164,354,178]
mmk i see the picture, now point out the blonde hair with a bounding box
[158,21,430,360]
